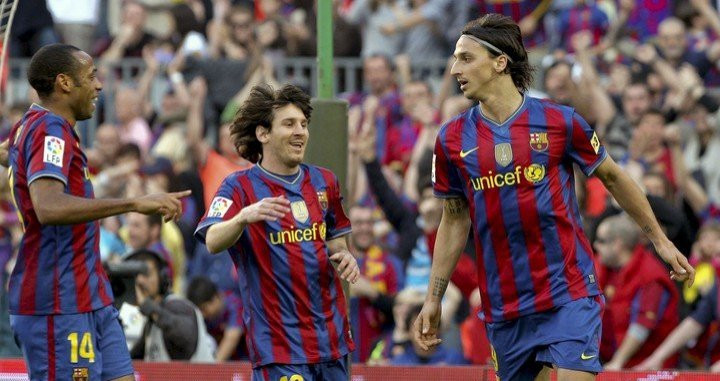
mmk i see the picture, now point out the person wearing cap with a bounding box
[413,13,694,381]
[126,249,215,362]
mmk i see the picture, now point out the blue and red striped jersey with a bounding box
[8,104,113,315]
[433,96,606,323]
[195,164,355,368]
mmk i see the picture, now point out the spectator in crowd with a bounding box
[97,0,155,60]
[186,276,245,362]
[595,213,680,370]
[124,213,175,282]
[344,0,406,59]
[128,249,216,362]
[48,0,99,53]
[348,205,403,363]
[115,86,153,156]
[9,0,60,57]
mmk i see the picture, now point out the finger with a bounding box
[413,318,427,351]
[170,190,192,199]
[427,338,442,348]
[329,252,343,262]
[678,256,695,286]
[422,315,430,334]
[351,267,360,284]
[341,263,353,280]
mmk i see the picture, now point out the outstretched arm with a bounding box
[594,156,695,284]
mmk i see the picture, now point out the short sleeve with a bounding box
[194,176,244,243]
[324,173,352,240]
[26,118,72,186]
[432,132,464,198]
[566,111,607,176]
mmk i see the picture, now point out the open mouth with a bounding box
[458,79,469,89]
[290,141,304,150]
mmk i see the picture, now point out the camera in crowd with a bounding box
[105,259,148,309]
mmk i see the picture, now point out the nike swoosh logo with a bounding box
[581,353,596,360]
[459,146,479,158]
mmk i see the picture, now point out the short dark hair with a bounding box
[638,107,666,124]
[117,143,141,161]
[27,44,82,98]
[462,14,534,92]
[186,276,219,307]
[230,84,313,163]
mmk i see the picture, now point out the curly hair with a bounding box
[462,14,535,93]
[230,84,313,163]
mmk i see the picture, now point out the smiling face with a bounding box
[69,51,102,121]
[450,35,503,101]
[258,104,309,172]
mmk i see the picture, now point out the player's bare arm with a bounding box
[29,177,190,225]
[205,195,291,254]
[414,197,471,350]
[594,155,695,285]
[327,235,360,284]
[0,139,8,167]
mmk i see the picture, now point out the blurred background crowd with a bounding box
[1,0,720,371]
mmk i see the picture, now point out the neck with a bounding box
[39,99,76,125]
[478,79,523,125]
[259,155,300,176]
[617,250,633,268]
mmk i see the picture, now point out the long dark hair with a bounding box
[462,14,535,92]
[230,84,313,163]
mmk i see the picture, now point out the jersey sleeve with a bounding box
[631,281,671,330]
[566,111,607,176]
[325,172,352,240]
[26,117,73,186]
[194,176,244,244]
[432,130,464,198]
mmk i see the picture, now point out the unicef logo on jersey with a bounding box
[470,163,547,191]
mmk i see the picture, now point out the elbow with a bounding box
[34,206,59,225]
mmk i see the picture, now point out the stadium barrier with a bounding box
[1,359,720,380]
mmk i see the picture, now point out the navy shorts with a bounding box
[485,296,604,380]
[11,305,134,381]
[252,356,349,381]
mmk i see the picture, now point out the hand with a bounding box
[362,96,380,116]
[330,250,360,283]
[350,276,378,298]
[655,241,695,285]
[133,190,192,222]
[188,76,208,100]
[633,357,662,370]
[619,0,635,13]
[142,45,159,73]
[0,139,8,167]
[663,124,681,147]
[357,122,377,162]
[518,15,538,36]
[380,23,398,35]
[635,44,658,65]
[236,196,291,224]
[115,24,137,47]
[604,360,622,371]
[413,301,442,350]
[571,30,593,52]
[410,102,436,126]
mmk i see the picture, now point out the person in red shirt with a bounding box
[595,213,680,370]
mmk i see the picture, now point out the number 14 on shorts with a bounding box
[67,332,95,363]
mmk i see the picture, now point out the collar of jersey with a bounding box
[477,94,527,129]
[256,164,303,185]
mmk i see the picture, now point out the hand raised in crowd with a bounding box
[330,250,360,284]
[189,76,208,101]
[518,15,538,36]
[133,190,192,222]
[236,196,291,224]
[409,101,437,127]
[635,44,659,65]
[141,45,159,73]
[571,30,593,53]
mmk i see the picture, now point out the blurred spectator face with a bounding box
[657,18,687,62]
[418,187,443,232]
[621,84,651,124]
[123,1,147,29]
[135,258,160,298]
[228,7,255,45]
[642,173,670,200]
[94,124,121,164]
[401,81,432,115]
[260,0,281,18]
[364,56,394,97]
[689,105,714,136]
[695,225,720,261]
[594,222,621,267]
[219,123,238,158]
[115,87,142,124]
[349,206,375,253]
[126,213,157,250]
[543,63,573,105]
[636,112,665,149]
[607,64,630,96]
[199,294,224,319]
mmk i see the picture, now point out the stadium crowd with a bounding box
[2,0,720,372]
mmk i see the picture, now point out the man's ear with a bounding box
[56,73,75,94]
[256,125,269,143]
[495,56,509,73]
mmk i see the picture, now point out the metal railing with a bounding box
[6,56,449,146]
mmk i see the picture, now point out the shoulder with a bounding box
[305,164,339,183]
[437,108,473,144]
[164,295,197,314]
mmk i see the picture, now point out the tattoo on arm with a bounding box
[432,276,449,297]
[642,225,652,234]
[444,198,467,216]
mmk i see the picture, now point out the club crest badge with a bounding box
[529,132,549,152]
[494,143,513,167]
[72,368,89,381]
[291,200,309,223]
[317,191,328,210]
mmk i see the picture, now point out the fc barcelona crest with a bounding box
[494,143,513,167]
[73,368,89,381]
[291,200,309,223]
[317,191,328,210]
[529,132,549,152]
